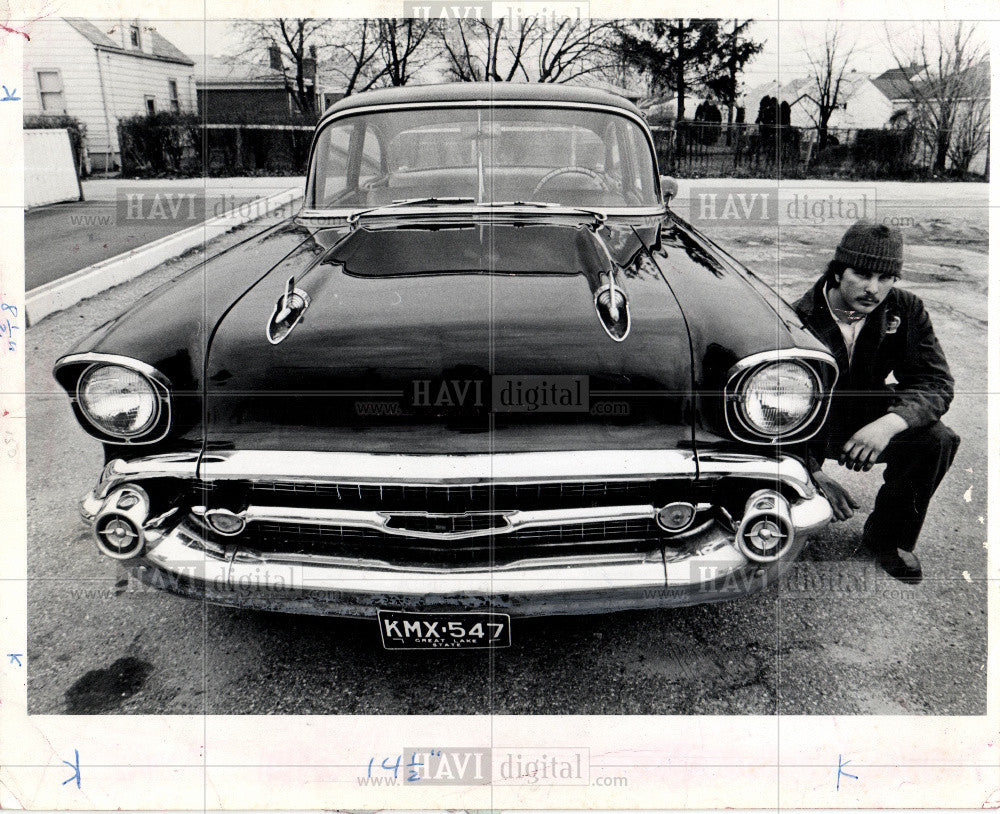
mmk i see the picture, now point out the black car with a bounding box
[54,83,837,649]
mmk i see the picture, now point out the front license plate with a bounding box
[377,610,511,650]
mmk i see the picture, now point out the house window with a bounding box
[168,80,180,113]
[145,96,156,115]
[37,70,65,113]
[130,24,141,48]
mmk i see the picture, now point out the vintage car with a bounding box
[55,83,838,649]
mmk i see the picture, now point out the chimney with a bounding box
[268,45,283,71]
[303,57,316,80]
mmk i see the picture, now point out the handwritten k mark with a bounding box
[1,86,21,102]
[62,749,81,789]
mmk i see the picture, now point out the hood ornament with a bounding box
[589,226,630,342]
[594,273,630,342]
[266,276,311,344]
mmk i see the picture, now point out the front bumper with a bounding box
[80,449,832,618]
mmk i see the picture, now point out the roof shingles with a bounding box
[64,18,194,65]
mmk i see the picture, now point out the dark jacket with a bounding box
[793,275,954,469]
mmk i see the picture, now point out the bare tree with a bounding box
[324,19,390,96]
[885,21,989,174]
[531,19,621,83]
[946,61,990,175]
[233,18,438,108]
[800,24,856,150]
[232,19,335,114]
[437,17,620,84]
[437,18,535,82]
[377,18,437,86]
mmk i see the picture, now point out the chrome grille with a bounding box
[191,476,721,567]
[250,518,660,566]
[383,513,509,534]
[242,479,660,510]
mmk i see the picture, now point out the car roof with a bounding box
[321,82,644,121]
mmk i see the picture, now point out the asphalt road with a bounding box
[24,183,988,715]
[25,194,271,290]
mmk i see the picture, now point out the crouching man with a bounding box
[793,220,960,584]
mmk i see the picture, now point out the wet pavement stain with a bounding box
[64,656,153,713]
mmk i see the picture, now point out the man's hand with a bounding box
[839,413,909,472]
[813,470,860,521]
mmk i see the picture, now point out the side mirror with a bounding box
[660,175,678,205]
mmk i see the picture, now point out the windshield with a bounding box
[307,105,660,210]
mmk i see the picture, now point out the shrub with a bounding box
[852,127,916,178]
[118,111,317,177]
[118,112,203,176]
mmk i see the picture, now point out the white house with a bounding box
[872,61,990,175]
[23,18,196,172]
[743,72,894,131]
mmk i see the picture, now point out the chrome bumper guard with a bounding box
[81,449,832,618]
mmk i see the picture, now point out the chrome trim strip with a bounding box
[726,347,838,376]
[696,453,814,500]
[297,206,668,222]
[54,352,173,445]
[193,503,662,542]
[200,449,698,484]
[94,450,816,499]
[143,532,669,594]
[55,352,172,386]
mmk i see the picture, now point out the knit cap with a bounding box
[834,220,904,275]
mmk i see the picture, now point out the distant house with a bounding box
[871,63,928,115]
[638,93,710,124]
[744,72,894,130]
[873,60,990,174]
[197,49,320,120]
[875,60,990,120]
[22,18,196,172]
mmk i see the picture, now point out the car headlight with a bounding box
[737,361,818,436]
[78,364,160,438]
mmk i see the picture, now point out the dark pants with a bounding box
[823,420,960,553]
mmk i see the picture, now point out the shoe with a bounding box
[875,548,923,585]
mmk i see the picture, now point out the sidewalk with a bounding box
[26,177,304,291]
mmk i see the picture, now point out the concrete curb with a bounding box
[26,187,303,326]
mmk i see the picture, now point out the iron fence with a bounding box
[649,122,988,180]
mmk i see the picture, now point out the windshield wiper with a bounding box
[487,200,607,228]
[347,197,476,227]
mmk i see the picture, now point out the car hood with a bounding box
[202,219,695,454]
